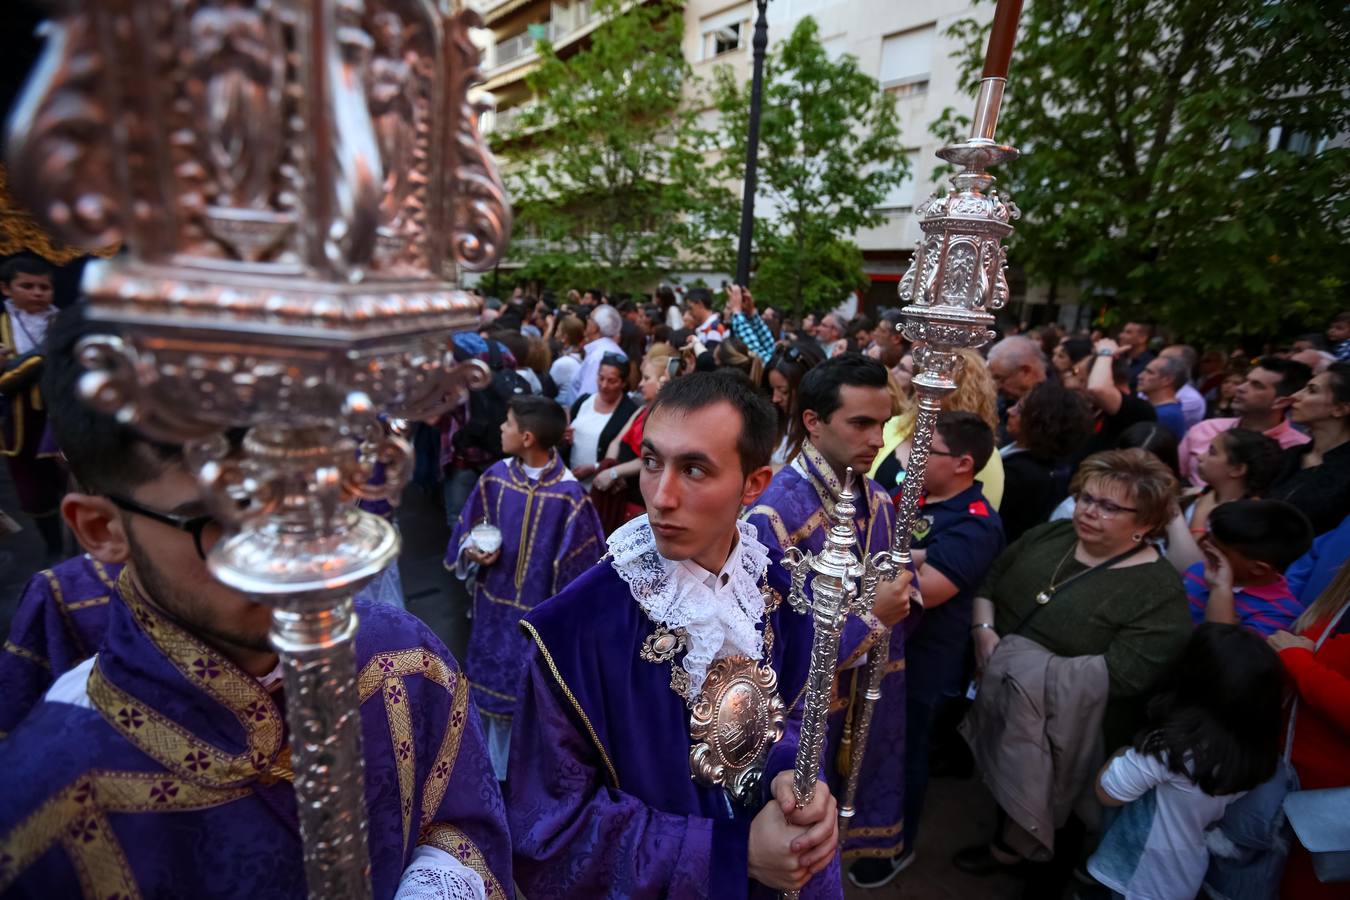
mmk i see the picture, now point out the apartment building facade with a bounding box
[470,0,1036,311]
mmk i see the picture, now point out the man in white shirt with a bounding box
[569,303,624,399]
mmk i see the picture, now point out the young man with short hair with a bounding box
[687,288,726,345]
[508,371,842,898]
[746,353,914,879]
[889,411,1005,886]
[448,395,605,781]
[0,311,511,896]
[1177,357,1313,485]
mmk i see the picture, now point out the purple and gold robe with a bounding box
[447,452,603,726]
[745,441,912,862]
[0,555,401,736]
[0,571,511,898]
[0,555,120,737]
[506,548,843,899]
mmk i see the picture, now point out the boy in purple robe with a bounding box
[0,312,510,898]
[745,354,915,888]
[447,394,604,779]
[0,554,121,737]
[506,372,842,898]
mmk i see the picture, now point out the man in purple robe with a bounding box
[0,554,121,737]
[506,371,842,898]
[447,395,604,779]
[0,314,510,898]
[745,354,916,888]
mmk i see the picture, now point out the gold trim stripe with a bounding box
[519,619,620,789]
[421,823,507,899]
[3,640,49,671]
[420,673,470,828]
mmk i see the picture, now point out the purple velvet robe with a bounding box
[0,555,121,737]
[447,452,604,722]
[505,552,844,899]
[0,575,511,898]
[745,441,913,862]
[0,555,403,736]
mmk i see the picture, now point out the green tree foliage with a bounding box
[934,0,1350,343]
[712,18,908,315]
[492,0,730,293]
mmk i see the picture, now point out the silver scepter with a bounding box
[838,0,1024,837]
[781,468,892,899]
[6,2,509,897]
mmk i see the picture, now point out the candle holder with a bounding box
[7,2,510,897]
[839,0,1023,840]
[780,468,894,899]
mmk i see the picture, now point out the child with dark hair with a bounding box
[1185,499,1315,637]
[1184,427,1283,534]
[0,256,63,557]
[1088,623,1284,900]
[447,394,605,779]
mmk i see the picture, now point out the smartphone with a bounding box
[666,357,681,378]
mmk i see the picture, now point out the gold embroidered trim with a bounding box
[2,640,48,671]
[0,770,250,895]
[420,673,470,829]
[420,823,506,900]
[90,559,119,592]
[519,619,620,789]
[469,681,516,702]
[88,570,285,787]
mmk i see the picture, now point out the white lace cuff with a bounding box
[394,845,486,900]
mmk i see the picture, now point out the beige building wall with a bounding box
[470,0,995,294]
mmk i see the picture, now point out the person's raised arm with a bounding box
[1087,339,1123,415]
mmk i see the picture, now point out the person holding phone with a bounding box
[727,284,777,363]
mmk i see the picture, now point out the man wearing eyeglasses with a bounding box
[0,312,512,898]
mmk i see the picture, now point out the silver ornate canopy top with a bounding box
[7,2,512,897]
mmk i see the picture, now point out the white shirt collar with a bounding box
[608,515,770,700]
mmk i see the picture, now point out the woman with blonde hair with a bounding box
[871,348,1006,506]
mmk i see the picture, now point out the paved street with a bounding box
[1,465,1023,899]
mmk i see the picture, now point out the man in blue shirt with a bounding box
[860,411,1005,887]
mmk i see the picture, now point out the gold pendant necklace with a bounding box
[1035,543,1080,605]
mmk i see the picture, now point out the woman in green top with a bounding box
[960,449,1192,873]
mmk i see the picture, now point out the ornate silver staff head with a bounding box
[7,2,510,894]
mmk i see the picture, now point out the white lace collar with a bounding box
[608,515,770,700]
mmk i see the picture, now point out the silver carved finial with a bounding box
[6,3,514,896]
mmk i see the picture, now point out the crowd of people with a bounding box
[2,256,1349,899]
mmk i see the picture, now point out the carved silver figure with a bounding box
[781,469,893,899]
[7,1,511,897]
[838,0,1024,835]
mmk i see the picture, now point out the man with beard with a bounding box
[0,312,511,898]
[745,353,916,885]
[508,371,841,898]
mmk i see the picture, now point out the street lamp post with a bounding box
[735,0,770,287]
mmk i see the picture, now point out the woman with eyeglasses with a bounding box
[957,449,1191,876]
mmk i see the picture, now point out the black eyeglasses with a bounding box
[108,494,221,561]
